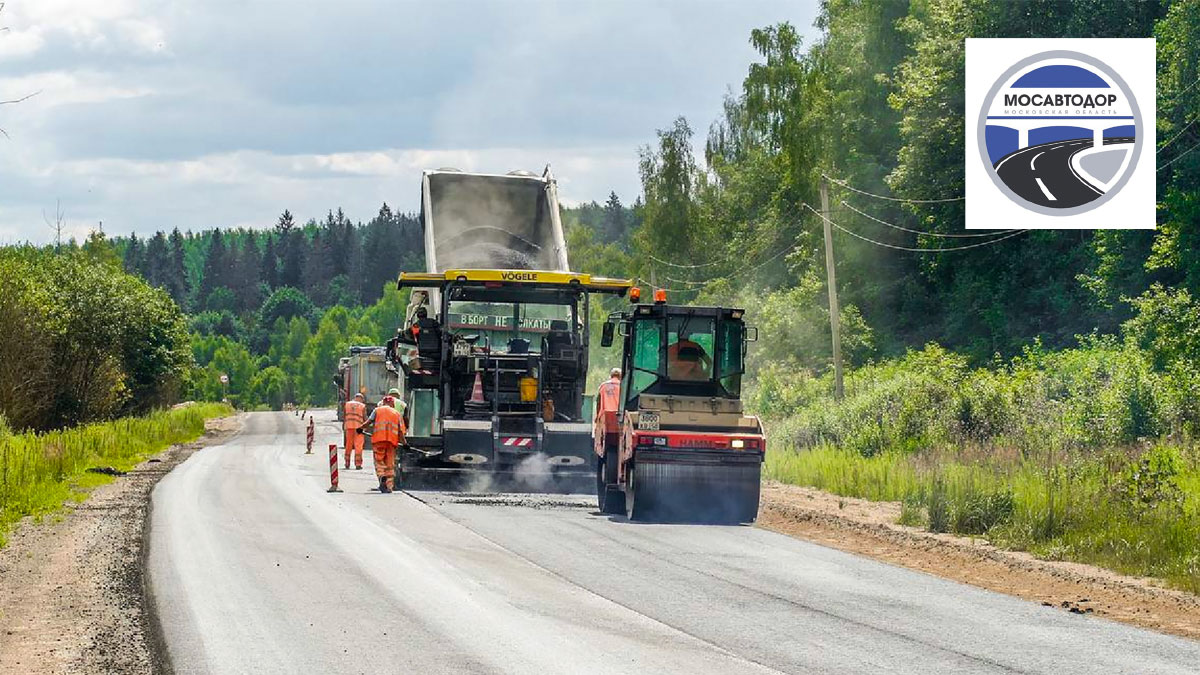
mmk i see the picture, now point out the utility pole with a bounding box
[820,177,844,400]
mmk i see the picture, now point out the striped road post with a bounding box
[327,444,342,493]
[305,418,314,454]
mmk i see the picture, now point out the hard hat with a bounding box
[381,396,395,407]
[610,367,622,377]
[388,387,401,396]
[353,393,365,400]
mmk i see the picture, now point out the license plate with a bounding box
[637,412,660,431]
[453,342,471,357]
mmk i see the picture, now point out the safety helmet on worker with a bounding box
[353,392,365,400]
[388,388,401,396]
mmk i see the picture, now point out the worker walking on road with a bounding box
[363,395,405,494]
[343,393,367,470]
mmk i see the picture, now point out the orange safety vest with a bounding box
[598,378,621,413]
[667,339,708,380]
[373,405,403,446]
[344,400,366,429]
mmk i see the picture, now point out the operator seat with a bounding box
[415,316,442,370]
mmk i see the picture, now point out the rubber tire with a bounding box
[602,452,625,515]
[595,456,605,506]
[625,463,639,521]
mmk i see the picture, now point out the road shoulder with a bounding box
[757,480,1200,640]
[0,414,242,674]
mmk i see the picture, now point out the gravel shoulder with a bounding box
[757,480,1200,641]
[0,414,242,674]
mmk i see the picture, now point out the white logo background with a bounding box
[965,38,1156,229]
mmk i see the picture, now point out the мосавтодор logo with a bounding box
[978,51,1142,215]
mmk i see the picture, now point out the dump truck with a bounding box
[390,168,633,489]
[334,346,403,427]
[594,291,765,523]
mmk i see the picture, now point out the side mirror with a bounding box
[745,326,759,342]
[600,321,615,348]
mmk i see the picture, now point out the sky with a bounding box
[0,0,818,243]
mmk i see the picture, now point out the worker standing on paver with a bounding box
[343,393,367,470]
[363,395,404,493]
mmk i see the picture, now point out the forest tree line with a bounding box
[568,0,1198,372]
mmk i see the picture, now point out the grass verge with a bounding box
[756,341,1200,593]
[0,403,233,546]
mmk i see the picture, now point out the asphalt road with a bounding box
[993,137,1132,208]
[148,411,1200,674]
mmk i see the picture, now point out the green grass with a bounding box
[755,341,1200,593]
[765,439,1200,591]
[0,403,232,546]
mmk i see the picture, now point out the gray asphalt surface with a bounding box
[148,411,1200,674]
[993,137,1133,208]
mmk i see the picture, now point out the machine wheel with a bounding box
[597,453,625,515]
[625,462,646,521]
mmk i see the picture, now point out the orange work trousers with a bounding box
[344,425,364,468]
[373,441,397,490]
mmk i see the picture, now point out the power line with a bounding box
[662,238,798,287]
[803,204,1027,252]
[645,251,733,269]
[1159,139,1200,171]
[822,173,964,204]
[1158,118,1196,153]
[1163,74,1200,102]
[634,277,698,294]
[839,200,1018,238]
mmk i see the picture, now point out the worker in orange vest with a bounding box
[363,396,404,493]
[343,393,367,470]
[667,329,712,381]
[593,368,621,458]
[596,367,622,419]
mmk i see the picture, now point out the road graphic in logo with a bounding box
[978,51,1142,215]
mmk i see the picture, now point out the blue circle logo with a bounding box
[978,51,1142,215]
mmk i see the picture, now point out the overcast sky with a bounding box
[0,1,817,243]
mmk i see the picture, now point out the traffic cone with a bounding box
[469,372,486,404]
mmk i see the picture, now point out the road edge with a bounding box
[757,481,1200,641]
[141,414,244,675]
[0,413,242,674]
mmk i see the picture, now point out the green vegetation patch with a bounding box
[761,343,1200,593]
[0,403,232,547]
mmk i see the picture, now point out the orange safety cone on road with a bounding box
[469,371,486,404]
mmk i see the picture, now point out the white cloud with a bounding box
[0,144,640,241]
[0,0,819,243]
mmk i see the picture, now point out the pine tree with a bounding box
[198,230,229,309]
[304,227,333,305]
[261,234,279,289]
[166,228,189,308]
[144,231,170,290]
[602,191,627,243]
[359,205,402,303]
[234,236,263,313]
[278,211,305,289]
[123,233,143,275]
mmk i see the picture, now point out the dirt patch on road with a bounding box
[0,414,242,674]
[757,480,1200,640]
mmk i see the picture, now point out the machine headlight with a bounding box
[731,439,745,449]
[653,436,667,446]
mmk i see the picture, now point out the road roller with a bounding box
[594,289,764,523]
